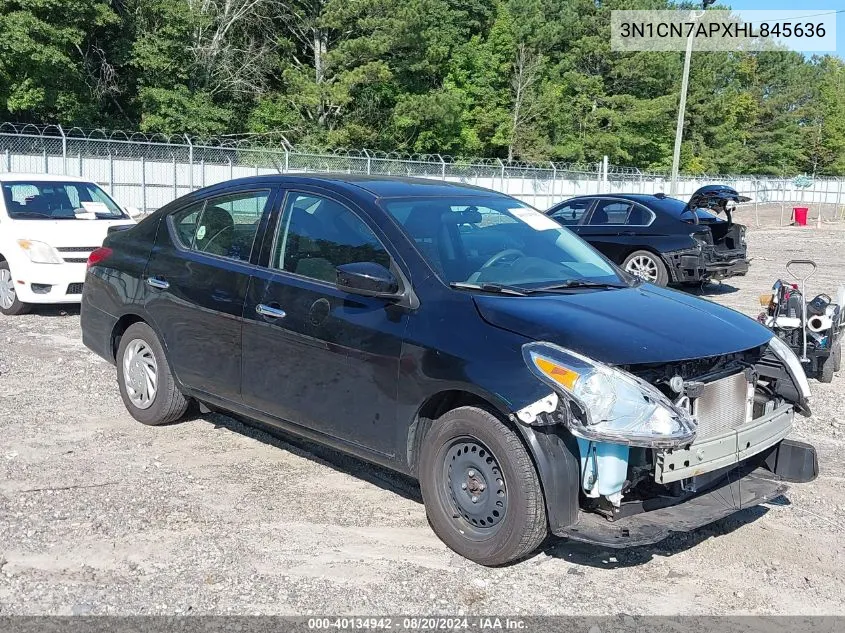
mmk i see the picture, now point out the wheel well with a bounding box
[623,247,664,263]
[406,389,511,476]
[0,252,6,263]
[111,314,145,360]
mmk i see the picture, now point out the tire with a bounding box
[418,406,547,566]
[116,322,189,425]
[622,250,669,287]
[834,341,842,373]
[819,350,835,383]
[0,261,31,316]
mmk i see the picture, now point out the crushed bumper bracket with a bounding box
[557,466,788,548]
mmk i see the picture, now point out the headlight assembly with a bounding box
[17,239,63,264]
[522,341,697,448]
[768,335,811,401]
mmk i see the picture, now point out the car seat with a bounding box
[590,207,609,224]
[403,204,467,279]
[196,206,235,256]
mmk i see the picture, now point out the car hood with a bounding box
[11,218,135,248]
[473,284,773,365]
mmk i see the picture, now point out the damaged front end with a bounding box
[515,339,818,546]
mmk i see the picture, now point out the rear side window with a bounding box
[550,199,592,226]
[626,204,654,226]
[589,200,632,225]
[170,190,270,262]
[173,201,205,246]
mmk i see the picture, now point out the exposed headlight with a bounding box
[522,342,697,448]
[768,335,811,401]
[17,239,63,264]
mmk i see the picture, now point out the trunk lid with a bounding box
[684,184,750,225]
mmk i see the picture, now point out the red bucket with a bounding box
[793,207,809,226]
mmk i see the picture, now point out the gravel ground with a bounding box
[1,207,844,616]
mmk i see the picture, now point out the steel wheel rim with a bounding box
[626,255,659,282]
[0,269,15,310]
[122,339,158,410]
[440,437,508,539]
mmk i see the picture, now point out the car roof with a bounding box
[0,172,88,183]
[560,193,678,205]
[204,174,505,199]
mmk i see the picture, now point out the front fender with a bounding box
[516,424,581,533]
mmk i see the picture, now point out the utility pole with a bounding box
[669,3,712,196]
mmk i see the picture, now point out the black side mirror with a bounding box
[336,262,401,299]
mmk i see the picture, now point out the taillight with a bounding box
[87,247,113,269]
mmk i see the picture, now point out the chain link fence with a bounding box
[2,123,844,225]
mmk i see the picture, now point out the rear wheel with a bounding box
[116,322,189,425]
[622,250,669,286]
[418,406,547,566]
[834,340,842,373]
[0,261,31,316]
[819,350,836,383]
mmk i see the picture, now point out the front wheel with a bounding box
[0,261,31,316]
[622,250,669,286]
[116,322,189,425]
[418,406,547,566]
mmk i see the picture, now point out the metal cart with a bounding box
[763,260,843,382]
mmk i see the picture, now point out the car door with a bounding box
[143,186,278,401]
[241,189,410,457]
[575,198,650,264]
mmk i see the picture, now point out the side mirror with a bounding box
[336,262,401,299]
[125,206,142,219]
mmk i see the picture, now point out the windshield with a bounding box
[2,180,126,220]
[381,195,623,288]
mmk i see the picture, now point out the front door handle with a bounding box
[256,303,287,319]
[146,276,170,290]
[621,230,637,236]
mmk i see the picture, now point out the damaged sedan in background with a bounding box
[81,175,817,566]
[546,185,750,287]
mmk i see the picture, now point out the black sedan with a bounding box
[81,175,815,565]
[545,185,750,286]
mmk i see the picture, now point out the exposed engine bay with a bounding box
[526,344,813,522]
[590,345,808,519]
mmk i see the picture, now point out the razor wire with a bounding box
[0,122,843,224]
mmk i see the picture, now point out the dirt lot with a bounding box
[1,209,844,616]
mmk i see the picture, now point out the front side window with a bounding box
[382,195,620,287]
[2,180,125,220]
[274,193,390,283]
[170,190,270,262]
[550,199,592,226]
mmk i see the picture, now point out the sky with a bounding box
[727,1,844,58]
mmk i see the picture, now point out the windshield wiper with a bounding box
[10,211,62,219]
[530,280,629,292]
[449,282,529,296]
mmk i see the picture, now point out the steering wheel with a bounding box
[202,226,233,253]
[481,248,525,270]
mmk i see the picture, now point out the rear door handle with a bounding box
[256,303,286,319]
[621,230,637,236]
[146,276,170,290]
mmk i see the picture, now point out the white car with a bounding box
[0,174,138,315]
